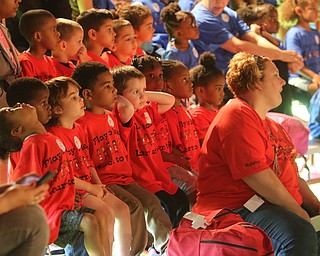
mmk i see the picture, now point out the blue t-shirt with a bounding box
[191,3,250,72]
[93,0,115,9]
[308,90,320,138]
[163,40,199,69]
[285,26,320,78]
[178,0,196,11]
[133,0,173,48]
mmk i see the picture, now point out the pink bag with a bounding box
[267,112,309,155]
[167,209,274,256]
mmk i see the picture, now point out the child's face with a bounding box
[199,76,225,106]
[142,63,164,92]
[28,89,52,125]
[165,65,193,100]
[58,83,85,122]
[40,17,60,50]
[122,77,147,110]
[114,25,137,57]
[90,71,117,111]
[262,9,279,34]
[65,28,85,59]
[177,15,199,40]
[136,15,154,44]
[298,0,318,23]
[95,19,116,50]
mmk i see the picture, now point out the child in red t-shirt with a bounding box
[1,103,108,255]
[76,9,115,67]
[51,18,88,77]
[111,65,189,228]
[72,61,172,255]
[189,52,225,145]
[117,5,155,57]
[161,59,201,171]
[18,10,59,82]
[132,55,198,201]
[101,19,137,68]
[45,76,131,256]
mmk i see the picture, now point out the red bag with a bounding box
[167,209,274,256]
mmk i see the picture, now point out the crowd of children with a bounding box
[0,0,319,255]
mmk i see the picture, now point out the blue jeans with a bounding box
[235,204,318,256]
[64,233,88,256]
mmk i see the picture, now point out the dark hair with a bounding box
[76,8,114,44]
[237,3,270,25]
[117,5,152,31]
[160,2,194,38]
[111,66,145,95]
[19,9,55,43]
[161,59,185,81]
[56,18,83,41]
[0,109,23,160]
[190,52,224,88]
[45,76,81,126]
[72,62,110,95]
[131,55,161,73]
[6,78,48,107]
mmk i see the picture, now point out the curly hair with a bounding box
[0,109,23,160]
[160,2,194,39]
[190,52,224,89]
[279,0,312,23]
[45,77,81,126]
[131,55,162,73]
[117,5,152,31]
[161,59,185,82]
[237,3,273,25]
[226,52,269,96]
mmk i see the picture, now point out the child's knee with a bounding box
[80,213,99,232]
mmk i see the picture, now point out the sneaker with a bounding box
[147,246,160,256]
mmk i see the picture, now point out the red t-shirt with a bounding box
[189,105,218,141]
[11,133,75,244]
[50,57,76,77]
[87,50,109,67]
[120,102,178,194]
[193,98,303,215]
[77,110,134,185]
[164,105,201,171]
[101,51,131,68]
[18,52,58,82]
[47,124,94,191]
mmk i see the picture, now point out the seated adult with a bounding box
[193,52,320,255]
[0,175,49,255]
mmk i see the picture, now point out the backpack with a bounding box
[167,209,274,256]
[266,112,309,155]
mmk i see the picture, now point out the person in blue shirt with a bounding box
[161,2,200,69]
[191,0,303,74]
[281,0,320,95]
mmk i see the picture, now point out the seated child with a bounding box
[161,59,201,171]
[111,65,189,228]
[4,102,109,255]
[45,76,131,256]
[189,52,224,145]
[117,4,155,56]
[51,18,88,77]
[102,19,137,68]
[76,9,115,66]
[18,9,59,81]
[72,61,172,255]
[281,0,320,94]
[161,2,200,69]
[132,55,198,199]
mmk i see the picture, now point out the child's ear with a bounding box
[59,40,67,51]
[53,105,63,115]
[163,81,171,93]
[194,86,203,95]
[82,89,93,100]
[88,29,96,40]
[10,126,23,137]
[34,31,41,42]
[295,6,303,16]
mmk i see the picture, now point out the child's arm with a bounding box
[299,68,320,89]
[250,24,280,47]
[146,91,175,114]
[116,95,134,124]
[74,176,107,199]
[90,167,102,184]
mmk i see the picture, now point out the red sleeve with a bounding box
[19,55,36,78]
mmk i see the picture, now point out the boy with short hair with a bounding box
[76,9,115,67]
[51,18,88,77]
[72,61,172,256]
[18,9,60,82]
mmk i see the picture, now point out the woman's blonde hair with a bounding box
[226,52,269,96]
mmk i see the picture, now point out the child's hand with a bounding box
[171,148,191,170]
[250,24,262,35]
[312,74,320,87]
[77,45,88,63]
[89,184,108,199]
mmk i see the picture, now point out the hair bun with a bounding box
[199,51,216,69]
